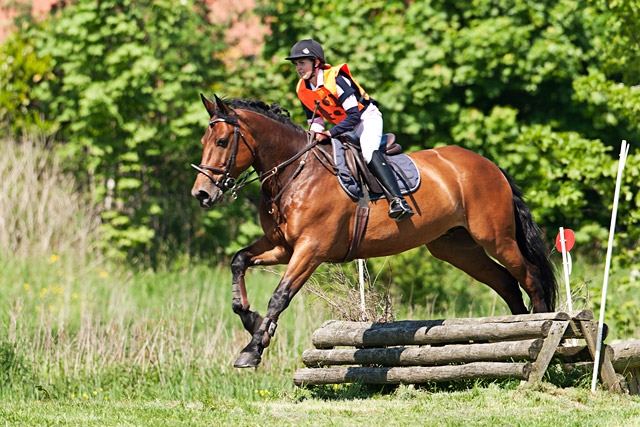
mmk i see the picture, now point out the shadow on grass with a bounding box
[295,378,524,401]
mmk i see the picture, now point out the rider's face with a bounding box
[292,58,316,80]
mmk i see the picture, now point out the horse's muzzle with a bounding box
[191,187,221,208]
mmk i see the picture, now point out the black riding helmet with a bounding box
[285,39,325,62]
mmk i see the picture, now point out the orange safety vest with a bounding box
[296,63,371,124]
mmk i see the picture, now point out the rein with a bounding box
[261,134,317,210]
[191,117,319,199]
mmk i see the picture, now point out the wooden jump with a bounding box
[611,340,640,394]
[294,310,639,393]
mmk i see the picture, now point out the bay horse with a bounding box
[191,94,558,368]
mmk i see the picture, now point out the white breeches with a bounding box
[355,104,383,163]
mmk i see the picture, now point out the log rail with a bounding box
[294,310,638,393]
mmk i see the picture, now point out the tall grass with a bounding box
[0,134,100,260]
[1,256,320,400]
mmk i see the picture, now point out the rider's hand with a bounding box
[315,131,331,142]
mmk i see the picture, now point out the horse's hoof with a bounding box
[233,352,261,368]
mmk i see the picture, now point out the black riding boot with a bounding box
[367,150,414,221]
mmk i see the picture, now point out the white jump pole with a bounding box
[559,227,573,312]
[558,227,577,345]
[591,140,629,393]
[357,259,367,321]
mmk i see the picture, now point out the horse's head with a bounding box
[191,94,256,208]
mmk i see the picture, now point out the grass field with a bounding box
[2,256,640,426]
[2,383,640,426]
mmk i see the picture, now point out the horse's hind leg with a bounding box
[426,228,529,315]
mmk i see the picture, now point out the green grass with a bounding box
[2,383,640,426]
[2,255,640,426]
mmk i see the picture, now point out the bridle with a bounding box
[191,117,256,198]
[192,115,320,199]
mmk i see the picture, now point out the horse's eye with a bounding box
[216,137,229,148]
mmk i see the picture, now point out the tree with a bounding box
[0,5,55,135]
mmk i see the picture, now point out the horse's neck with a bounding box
[248,120,311,199]
[248,118,309,174]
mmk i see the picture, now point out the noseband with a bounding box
[191,117,256,197]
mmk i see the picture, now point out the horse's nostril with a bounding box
[195,190,210,202]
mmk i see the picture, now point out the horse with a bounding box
[191,94,558,369]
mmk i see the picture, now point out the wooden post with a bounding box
[580,320,622,392]
[528,321,569,382]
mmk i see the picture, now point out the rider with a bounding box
[285,39,414,221]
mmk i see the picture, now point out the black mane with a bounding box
[224,98,305,132]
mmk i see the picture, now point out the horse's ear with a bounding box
[200,93,216,117]
[214,94,232,116]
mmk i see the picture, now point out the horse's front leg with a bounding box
[231,236,291,338]
[233,249,322,368]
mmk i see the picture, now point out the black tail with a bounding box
[501,170,558,311]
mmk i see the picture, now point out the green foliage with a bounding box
[0,248,313,401]
[368,249,502,317]
[15,0,262,264]
[0,340,33,394]
[590,274,640,338]
[0,28,55,134]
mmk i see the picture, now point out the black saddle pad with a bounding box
[331,139,421,200]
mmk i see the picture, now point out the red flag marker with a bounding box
[556,228,575,252]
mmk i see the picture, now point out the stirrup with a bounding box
[388,198,414,221]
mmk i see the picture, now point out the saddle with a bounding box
[331,133,421,201]
[327,132,421,262]
[338,132,403,196]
